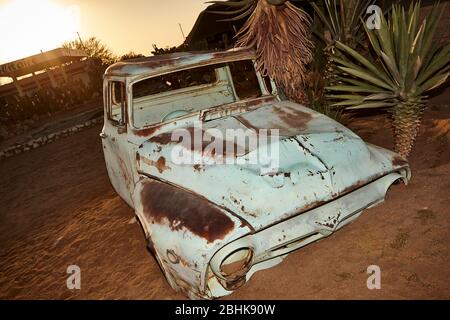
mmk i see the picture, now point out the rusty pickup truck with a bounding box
[100,47,410,299]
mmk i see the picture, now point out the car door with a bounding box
[101,80,134,206]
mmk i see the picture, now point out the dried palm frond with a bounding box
[232,0,313,103]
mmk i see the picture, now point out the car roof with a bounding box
[105,47,256,82]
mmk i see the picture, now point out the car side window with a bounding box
[109,81,126,125]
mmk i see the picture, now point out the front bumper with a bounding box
[206,171,408,298]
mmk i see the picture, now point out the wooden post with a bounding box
[46,68,57,88]
[32,72,42,89]
[11,75,24,97]
[59,64,68,83]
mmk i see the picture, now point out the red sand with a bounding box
[0,105,449,300]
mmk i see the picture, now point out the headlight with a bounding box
[219,247,254,281]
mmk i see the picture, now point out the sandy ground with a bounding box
[0,98,449,300]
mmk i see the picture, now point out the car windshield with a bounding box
[131,59,267,129]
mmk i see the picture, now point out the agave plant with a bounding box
[209,0,314,103]
[327,2,450,158]
[311,0,375,48]
[306,0,374,120]
[307,0,376,96]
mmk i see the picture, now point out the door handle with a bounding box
[100,132,109,139]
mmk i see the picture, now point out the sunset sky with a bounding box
[0,0,209,64]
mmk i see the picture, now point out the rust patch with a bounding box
[234,104,313,137]
[118,157,132,189]
[142,156,170,173]
[149,131,180,145]
[107,57,178,75]
[133,124,163,137]
[392,155,408,167]
[149,126,250,158]
[296,200,328,216]
[245,96,275,107]
[202,96,274,121]
[149,127,205,147]
[178,256,193,269]
[273,106,313,130]
[337,179,368,197]
[134,57,177,69]
[136,152,140,164]
[316,213,341,229]
[235,115,260,132]
[140,179,235,243]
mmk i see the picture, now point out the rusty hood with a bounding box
[135,100,408,230]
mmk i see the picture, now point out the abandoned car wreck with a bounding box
[100,47,411,299]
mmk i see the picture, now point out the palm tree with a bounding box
[210,0,314,103]
[327,2,450,158]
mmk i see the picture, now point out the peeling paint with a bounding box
[272,106,313,130]
[142,156,170,173]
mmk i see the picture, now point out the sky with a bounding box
[0,0,209,64]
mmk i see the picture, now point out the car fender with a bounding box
[131,176,253,298]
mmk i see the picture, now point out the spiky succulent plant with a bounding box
[209,0,314,103]
[311,0,375,48]
[310,0,375,86]
[327,2,450,158]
